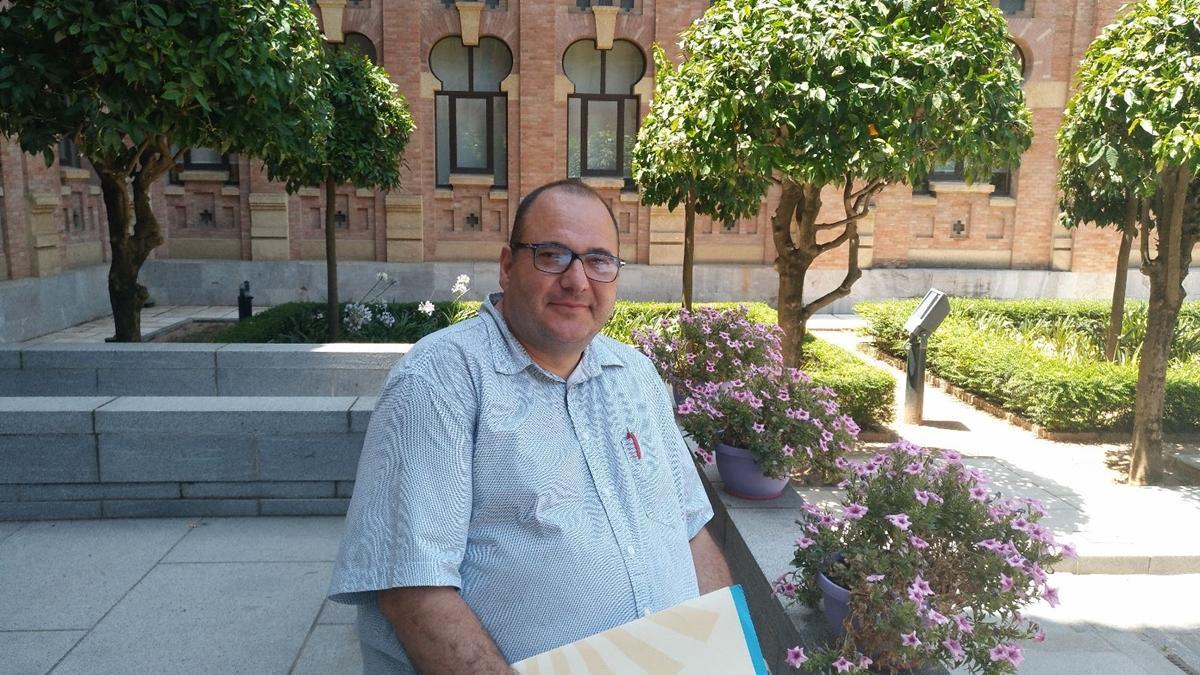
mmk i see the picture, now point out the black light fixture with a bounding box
[334,210,348,228]
[465,212,480,230]
[199,209,213,226]
[238,281,253,321]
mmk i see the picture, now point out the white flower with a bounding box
[456,274,470,286]
[342,303,373,333]
[418,301,435,316]
[376,271,390,282]
[380,311,396,328]
[451,273,471,296]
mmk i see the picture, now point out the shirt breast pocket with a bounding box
[623,428,683,529]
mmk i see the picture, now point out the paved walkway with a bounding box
[3,310,1198,673]
[20,305,267,344]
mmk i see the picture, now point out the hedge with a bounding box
[855,299,1200,432]
[210,300,893,430]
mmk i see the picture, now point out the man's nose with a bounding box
[559,256,589,289]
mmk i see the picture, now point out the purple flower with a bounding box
[976,538,1002,551]
[857,655,873,669]
[943,638,965,661]
[794,536,815,549]
[1011,516,1030,532]
[785,646,808,668]
[954,614,974,634]
[989,644,1024,667]
[844,503,868,519]
[1000,573,1014,592]
[900,632,921,647]
[908,575,933,603]
[1059,543,1078,559]
[903,461,922,475]
[909,535,929,549]
[832,656,853,673]
[865,574,885,582]
[782,444,795,456]
[943,451,962,463]
[1043,586,1060,607]
[969,486,989,501]
[752,422,765,433]
[926,608,949,625]
[885,513,912,530]
[914,489,930,505]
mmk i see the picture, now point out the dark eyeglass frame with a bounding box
[512,242,626,283]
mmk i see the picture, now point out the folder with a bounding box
[512,585,768,674]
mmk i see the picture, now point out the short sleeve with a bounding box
[647,364,713,540]
[328,370,475,605]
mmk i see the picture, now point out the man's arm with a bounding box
[690,524,734,594]
[378,586,514,675]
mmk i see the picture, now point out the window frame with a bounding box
[914,161,1015,198]
[431,36,511,188]
[563,41,644,186]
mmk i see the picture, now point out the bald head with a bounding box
[509,180,620,250]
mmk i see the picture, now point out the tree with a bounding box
[265,48,415,340]
[0,1,330,341]
[632,45,768,310]
[1058,0,1200,485]
[649,0,1031,365]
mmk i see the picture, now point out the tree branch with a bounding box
[804,223,863,316]
[771,180,802,257]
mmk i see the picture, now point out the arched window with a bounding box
[344,32,377,65]
[430,36,512,188]
[563,39,645,183]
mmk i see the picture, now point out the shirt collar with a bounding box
[482,292,623,381]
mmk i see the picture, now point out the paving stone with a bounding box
[1148,555,1200,575]
[0,482,180,501]
[97,367,218,396]
[0,369,97,396]
[51,561,330,675]
[0,501,101,521]
[101,499,258,518]
[162,516,345,563]
[260,498,350,516]
[0,397,111,434]
[99,433,256,482]
[0,630,87,675]
[95,396,355,434]
[21,343,220,369]
[350,397,375,432]
[0,435,98,483]
[0,522,25,543]
[292,623,363,675]
[317,599,357,625]
[180,481,335,499]
[257,433,365,481]
[725,505,806,582]
[0,346,22,369]
[0,519,191,630]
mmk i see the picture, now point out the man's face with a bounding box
[498,189,619,367]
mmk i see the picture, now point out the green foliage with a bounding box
[1058,0,1200,229]
[0,0,330,171]
[264,47,415,193]
[669,0,1032,193]
[209,301,481,344]
[802,335,895,428]
[856,299,1200,431]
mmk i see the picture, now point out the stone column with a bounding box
[248,193,290,260]
[28,192,63,277]
[385,194,424,262]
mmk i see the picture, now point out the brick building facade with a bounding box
[0,0,1157,286]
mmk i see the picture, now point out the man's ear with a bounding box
[498,245,513,292]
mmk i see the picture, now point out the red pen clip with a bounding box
[626,430,643,460]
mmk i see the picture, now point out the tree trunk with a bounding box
[776,256,808,368]
[98,170,164,342]
[325,174,340,341]
[1128,167,1193,485]
[1105,198,1137,361]
[682,190,696,311]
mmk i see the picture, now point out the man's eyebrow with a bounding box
[537,240,615,257]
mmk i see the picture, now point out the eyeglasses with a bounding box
[513,242,626,283]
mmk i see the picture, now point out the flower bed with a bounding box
[856,299,1200,432]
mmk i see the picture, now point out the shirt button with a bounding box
[627,545,636,557]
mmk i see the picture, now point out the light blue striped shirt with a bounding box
[329,292,714,672]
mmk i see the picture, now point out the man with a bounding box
[329,180,733,673]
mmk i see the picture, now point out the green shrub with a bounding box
[209,301,481,343]
[856,302,1200,431]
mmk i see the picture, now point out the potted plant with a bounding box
[775,442,1075,673]
[675,365,859,498]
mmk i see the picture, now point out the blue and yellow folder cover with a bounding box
[513,585,768,674]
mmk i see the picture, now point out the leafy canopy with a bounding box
[660,0,1031,199]
[632,45,770,222]
[265,48,416,193]
[0,0,330,171]
[1058,0,1200,229]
